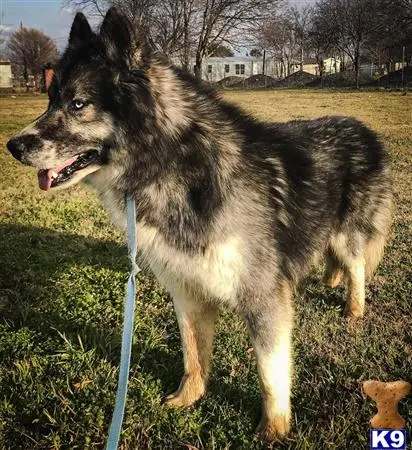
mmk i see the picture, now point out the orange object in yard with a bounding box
[44,67,54,90]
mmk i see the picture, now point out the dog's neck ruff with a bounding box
[106,196,140,450]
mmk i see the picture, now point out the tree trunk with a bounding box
[195,54,202,79]
[318,58,324,88]
[182,2,190,72]
[23,57,29,92]
[183,32,190,71]
[354,49,360,89]
[300,47,303,72]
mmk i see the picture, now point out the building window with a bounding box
[235,64,245,75]
[208,65,212,74]
[225,64,230,73]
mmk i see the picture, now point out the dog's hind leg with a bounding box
[344,258,366,318]
[323,247,344,288]
[164,288,218,407]
[330,233,366,318]
[243,280,293,440]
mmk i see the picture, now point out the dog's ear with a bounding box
[100,7,142,68]
[69,12,93,45]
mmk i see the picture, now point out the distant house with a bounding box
[293,57,341,76]
[0,61,13,90]
[173,56,261,82]
[200,57,262,82]
[322,57,341,75]
[174,56,285,82]
[173,56,341,82]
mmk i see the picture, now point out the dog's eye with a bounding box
[72,100,85,111]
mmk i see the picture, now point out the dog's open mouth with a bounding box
[38,150,99,191]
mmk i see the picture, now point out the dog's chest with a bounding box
[138,225,243,303]
[100,192,243,304]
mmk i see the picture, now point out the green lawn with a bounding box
[0,90,411,449]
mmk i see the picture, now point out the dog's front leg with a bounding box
[244,281,293,440]
[164,290,218,407]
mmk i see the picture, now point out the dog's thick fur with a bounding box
[7,8,392,439]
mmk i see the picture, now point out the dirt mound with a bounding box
[217,74,277,88]
[274,70,318,87]
[240,74,277,88]
[373,67,412,87]
[216,76,244,87]
[307,71,372,87]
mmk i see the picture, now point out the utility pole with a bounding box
[401,45,405,89]
[301,47,303,72]
[262,49,266,75]
[263,49,267,88]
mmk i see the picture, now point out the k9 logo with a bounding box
[370,429,406,450]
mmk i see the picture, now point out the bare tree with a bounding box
[313,0,380,88]
[209,44,234,56]
[290,6,312,72]
[65,0,189,63]
[65,0,108,17]
[178,0,196,69]
[250,48,262,57]
[191,0,278,78]
[306,6,334,82]
[151,0,184,56]
[368,0,412,72]
[256,11,299,78]
[0,28,5,47]
[66,0,279,77]
[8,26,57,89]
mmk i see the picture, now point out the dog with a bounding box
[6,8,392,440]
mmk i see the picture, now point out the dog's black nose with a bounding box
[7,138,24,161]
[7,135,41,162]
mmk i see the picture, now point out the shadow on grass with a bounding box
[0,224,247,396]
[0,223,127,292]
[0,225,122,347]
[0,223,178,370]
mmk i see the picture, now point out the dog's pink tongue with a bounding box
[38,169,52,191]
[37,156,78,191]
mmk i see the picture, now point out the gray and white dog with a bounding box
[7,8,392,439]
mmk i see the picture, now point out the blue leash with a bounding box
[106,196,140,450]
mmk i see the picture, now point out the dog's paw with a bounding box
[255,414,290,441]
[162,374,205,407]
[344,304,364,319]
[324,270,343,288]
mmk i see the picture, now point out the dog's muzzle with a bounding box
[7,135,41,162]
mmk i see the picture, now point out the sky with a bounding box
[1,0,316,52]
[1,0,79,51]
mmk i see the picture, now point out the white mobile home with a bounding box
[0,61,12,89]
[173,56,341,83]
[201,57,260,82]
[174,56,284,82]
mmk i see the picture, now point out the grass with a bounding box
[0,90,411,449]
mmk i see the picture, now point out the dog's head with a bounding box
[7,8,153,191]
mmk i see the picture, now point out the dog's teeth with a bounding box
[51,171,58,179]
